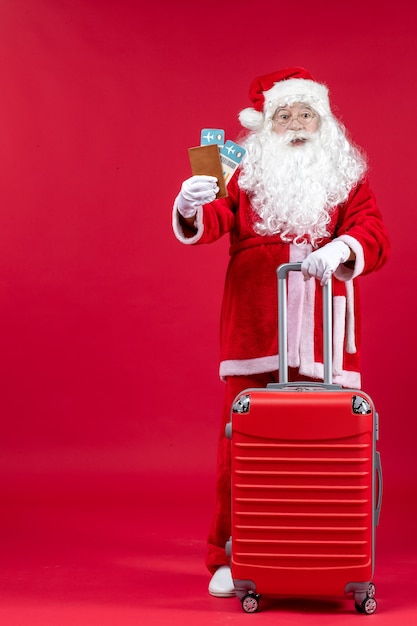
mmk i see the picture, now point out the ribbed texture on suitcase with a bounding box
[232,435,373,571]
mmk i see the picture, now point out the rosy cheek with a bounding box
[273,125,286,135]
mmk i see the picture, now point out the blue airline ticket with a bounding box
[220,141,246,185]
[200,128,225,146]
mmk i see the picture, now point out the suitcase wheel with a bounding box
[354,582,377,614]
[241,592,261,613]
[366,583,376,599]
[355,597,377,615]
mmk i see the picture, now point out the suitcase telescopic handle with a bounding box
[277,262,333,385]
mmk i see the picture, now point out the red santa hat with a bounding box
[239,67,331,131]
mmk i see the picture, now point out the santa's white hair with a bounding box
[238,96,367,246]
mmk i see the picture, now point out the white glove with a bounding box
[175,175,219,219]
[301,240,351,286]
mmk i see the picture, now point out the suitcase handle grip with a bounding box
[375,451,383,525]
[277,262,333,384]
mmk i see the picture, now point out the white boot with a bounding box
[208,566,235,598]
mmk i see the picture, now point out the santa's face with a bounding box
[272,102,319,145]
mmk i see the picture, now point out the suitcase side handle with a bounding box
[375,450,383,525]
[277,262,333,384]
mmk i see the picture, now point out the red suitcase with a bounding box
[226,262,383,614]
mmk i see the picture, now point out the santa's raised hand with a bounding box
[175,175,219,219]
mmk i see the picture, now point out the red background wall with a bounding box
[0,0,414,532]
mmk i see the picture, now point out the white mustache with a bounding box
[282,130,311,144]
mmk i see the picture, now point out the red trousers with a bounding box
[205,369,318,573]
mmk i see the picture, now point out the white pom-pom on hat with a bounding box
[238,107,264,131]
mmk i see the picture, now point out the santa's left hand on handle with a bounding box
[301,240,352,286]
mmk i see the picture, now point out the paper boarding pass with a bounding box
[220,141,246,185]
[200,128,225,146]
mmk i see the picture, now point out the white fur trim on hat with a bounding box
[264,78,330,113]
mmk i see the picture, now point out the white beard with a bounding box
[239,122,367,245]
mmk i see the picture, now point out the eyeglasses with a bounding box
[273,110,317,127]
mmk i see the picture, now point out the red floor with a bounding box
[0,468,416,626]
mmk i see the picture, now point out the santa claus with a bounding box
[172,67,390,597]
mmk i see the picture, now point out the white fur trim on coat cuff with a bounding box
[333,235,364,281]
[172,203,204,244]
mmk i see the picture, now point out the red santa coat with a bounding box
[173,174,390,389]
